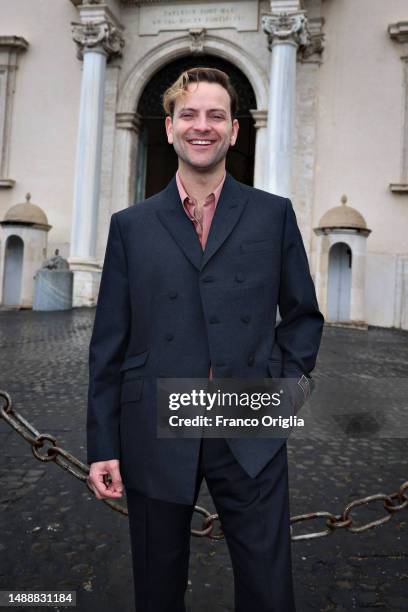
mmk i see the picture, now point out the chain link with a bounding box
[1,390,407,540]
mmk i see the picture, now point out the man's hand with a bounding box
[88,459,123,499]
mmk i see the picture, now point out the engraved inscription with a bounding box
[139,2,259,35]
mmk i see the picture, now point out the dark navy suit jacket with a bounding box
[87,172,324,504]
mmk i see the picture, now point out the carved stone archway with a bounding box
[118,34,268,114]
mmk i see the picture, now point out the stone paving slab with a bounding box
[0,309,407,611]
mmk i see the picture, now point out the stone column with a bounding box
[388,22,408,194]
[69,5,124,307]
[249,109,268,190]
[262,6,310,198]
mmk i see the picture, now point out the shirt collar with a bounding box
[176,170,226,207]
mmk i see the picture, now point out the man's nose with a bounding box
[192,114,210,131]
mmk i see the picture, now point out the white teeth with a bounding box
[190,140,212,145]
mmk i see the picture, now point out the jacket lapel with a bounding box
[200,173,248,271]
[155,172,248,272]
[156,176,203,271]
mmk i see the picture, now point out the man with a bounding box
[87,67,324,611]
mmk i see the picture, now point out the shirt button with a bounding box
[165,333,174,341]
[209,316,220,324]
[168,290,178,299]
[248,353,255,366]
[241,315,251,323]
[235,273,245,283]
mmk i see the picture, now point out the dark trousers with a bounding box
[126,438,296,612]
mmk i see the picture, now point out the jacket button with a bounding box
[247,353,255,366]
[235,273,245,283]
[241,314,251,323]
[165,333,174,341]
[209,316,220,324]
[202,275,215,283]
[215,361,226,367]
[168,290,178,299]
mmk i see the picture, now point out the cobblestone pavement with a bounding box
[0,308,407,612]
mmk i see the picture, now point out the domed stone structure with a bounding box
[0,193,52,308]
[313,195,372,326]
[317,195,370,234]
[3,193,51,229]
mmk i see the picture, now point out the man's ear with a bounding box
[230,118,239,147]
[165,115,173,144]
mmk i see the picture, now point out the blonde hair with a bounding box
[162,67,238,119]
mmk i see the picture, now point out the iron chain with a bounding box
[1,390,407,540]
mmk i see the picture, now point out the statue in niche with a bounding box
[41,249,69,271]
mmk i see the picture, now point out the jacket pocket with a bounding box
[120,377,144,404]
[120,349,149,373]
[241,239,278,254]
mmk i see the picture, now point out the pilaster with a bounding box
[388,22,408,194]
[0,36,29,189]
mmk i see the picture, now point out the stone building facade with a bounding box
[0,0,407,329]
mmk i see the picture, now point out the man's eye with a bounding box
[212,115,225,120]
[180,113,193,118]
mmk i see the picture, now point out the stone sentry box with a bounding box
[313,195,372,326]
[0,194,51,308]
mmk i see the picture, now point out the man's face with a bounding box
[165,81,239,172]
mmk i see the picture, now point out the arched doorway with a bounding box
[327,242,352,321]
[136,55,257,199]
[3,235,24,306]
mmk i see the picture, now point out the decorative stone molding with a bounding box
[72,20,124,60]
[70,0,103,5]
[0,35,29,52]
[120,0,215,3]
[189,29,206,55]
[270,0,304,12]
[390,184,408,194]
[249,109,268,129]
[388,21,408,46]
[116,111,142,133]
[262,11,311,51]
[299,17,325,63]
[0,36,29,189]
[388,21,408,194]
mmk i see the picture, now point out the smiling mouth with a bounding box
[187,139,215,147]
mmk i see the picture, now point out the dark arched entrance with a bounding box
[136,55,257,199]
[3,235,24,306]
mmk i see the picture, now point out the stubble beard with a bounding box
[172,136,230,173]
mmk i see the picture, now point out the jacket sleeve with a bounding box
[87,213,130,465]
[275,198,324,379]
